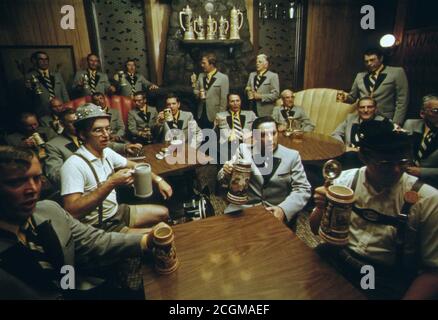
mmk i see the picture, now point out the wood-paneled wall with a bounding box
[303,0,365,90]
[0,0,91,69]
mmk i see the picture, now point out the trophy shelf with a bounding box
[180,39,243,46]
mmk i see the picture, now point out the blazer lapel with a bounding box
[207,76,217,90]
[226,115,233,129]
[34,220,65,270]
[372,72,387,92]
[240,114,246,127]
[177,119,184,130]
[363,74,372,94]
[65,141,79,153]
[263,157,282,186]
[138,110,150,123]
[95,73,101,85]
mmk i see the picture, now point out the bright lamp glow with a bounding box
[380,34,396,48]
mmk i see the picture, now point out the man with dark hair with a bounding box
[193,53,229,129]
[157,93,203,148]
[127,91,160,144]
[39,98,65,135]
[272,89,314,132]
[45,109,141,187]
[91,92,125,142]
[310,119,438,299]
[0,145,155,299]
[72,53,116,97]
[246,54,280,117]
[404,94,438,188]
[6,112,57,149]
[115,59,158,97]
[218,116,311,223]
[338,47,409,125]
[25,51,69,117]
[60,103,171,233]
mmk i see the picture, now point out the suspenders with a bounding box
[73,153,114,227]
[350,169,423,268]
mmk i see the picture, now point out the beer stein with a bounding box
[229,6,244,40]
[227,160,252,205]
[133,163,153,198]
[164,108,173,122]
[218,16,229,40]
[179,5,195,40]
[32,132,45,146]
[82,73,90,90]
[142,127,152,144]
[190,72,197,88]
[206,15,217,40]
[194,16,205,40]
[30,75,43,95]
[151,222,179,274]
[117,71,128,87]
[246,86,254,100]
[199,88,206,100]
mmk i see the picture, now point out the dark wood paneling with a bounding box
[0,0,91,69]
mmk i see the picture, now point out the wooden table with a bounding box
[143,206,365,300]
[130,143,213,176]
[278,132,345,162]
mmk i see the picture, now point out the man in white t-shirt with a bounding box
[310,120,438,299]
[60,103,173,232]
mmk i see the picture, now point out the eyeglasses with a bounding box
[91,126,112,136]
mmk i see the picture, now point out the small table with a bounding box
[278,132,345,162]
[143,206,365,299]
[131,143,213,177]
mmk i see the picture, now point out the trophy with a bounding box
[82,73,90,90]
[117,71,128,87]
[284,116,296,137]
[218,16,229,40]
[30,75,43,95]
[179,5,195,40]
[190,72,197,89]
[194,16,205,40]
[229,6,244,40]
[206,15,217,40]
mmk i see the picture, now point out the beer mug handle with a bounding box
[179,11,186,31]
[194,19,199,35]
[212,20,217,33]
[237,11,244,29]
[224,21,229,33]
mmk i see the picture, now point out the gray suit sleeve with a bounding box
[220,74,229,112]
[44,143,64,186]
[420,167,438,181]
[140,75,153,90]
[113,110,126,138]
[58,74,70,102]
[109,142,125,154]
[393,68,409,125]
[278,154,311,222]
[297,108,315,132]
[261,73,280,103]
[127,112,138,136]
[331,119,348,143]
[347,75,360,103]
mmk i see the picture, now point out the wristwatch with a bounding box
[155,176,163,183]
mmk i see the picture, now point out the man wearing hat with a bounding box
[310,119,438,299]
[59,103,172,233]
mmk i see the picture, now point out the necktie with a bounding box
[416,130,434,164]
[89,71,96,93]
[369,72,377,94]
[205,75,212,91]
[129,74,136,96]
[254,73,263,91]
[41,71,55,99]
[232,112,243,141]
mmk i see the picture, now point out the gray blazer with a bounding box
[218,144,311,221]
[403,119,438,188]
[272,105,315,132]
[0,200,142,299]
[25,70,70,116]
[107,108,125,139]
[40,115,64,134]
[73,70,111,97]
[45,134,127,187]
[5,127,57,148]
[194,71,229,122]
[332,114,386,146]
[246,70,280,117]
[116,73,153,97]
[162,110,203,148]
[215,110,257,144]
[347,66,409,124]
[127,106,159,136]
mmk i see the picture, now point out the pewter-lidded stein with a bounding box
[194,16,205,40]
[179,5,195,40]
[117,71,128,87]
[82,73,90,90]
[218,16,229,40]
[30,75,43,95]
[206,15,217,40]
[230,6,244,40]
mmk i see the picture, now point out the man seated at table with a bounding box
[157,93,203,149]
[403,94,438,189]
[218,116,311,224]
[272,89,315,132]
[60,103,172,233]
[127,91,160,144]
[310,119,438,299]
[45,109,141,187]
[332,96,387,169]
[91,92,125,142]
[39,98,66,135]
[214,92,257,162]
[0,145,155,299]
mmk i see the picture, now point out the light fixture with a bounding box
[380,34,396,48]
[289,2,295,19]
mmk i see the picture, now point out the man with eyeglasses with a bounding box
[59,103,172,233]
[310,119,438,299]
[403,94,438,189]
